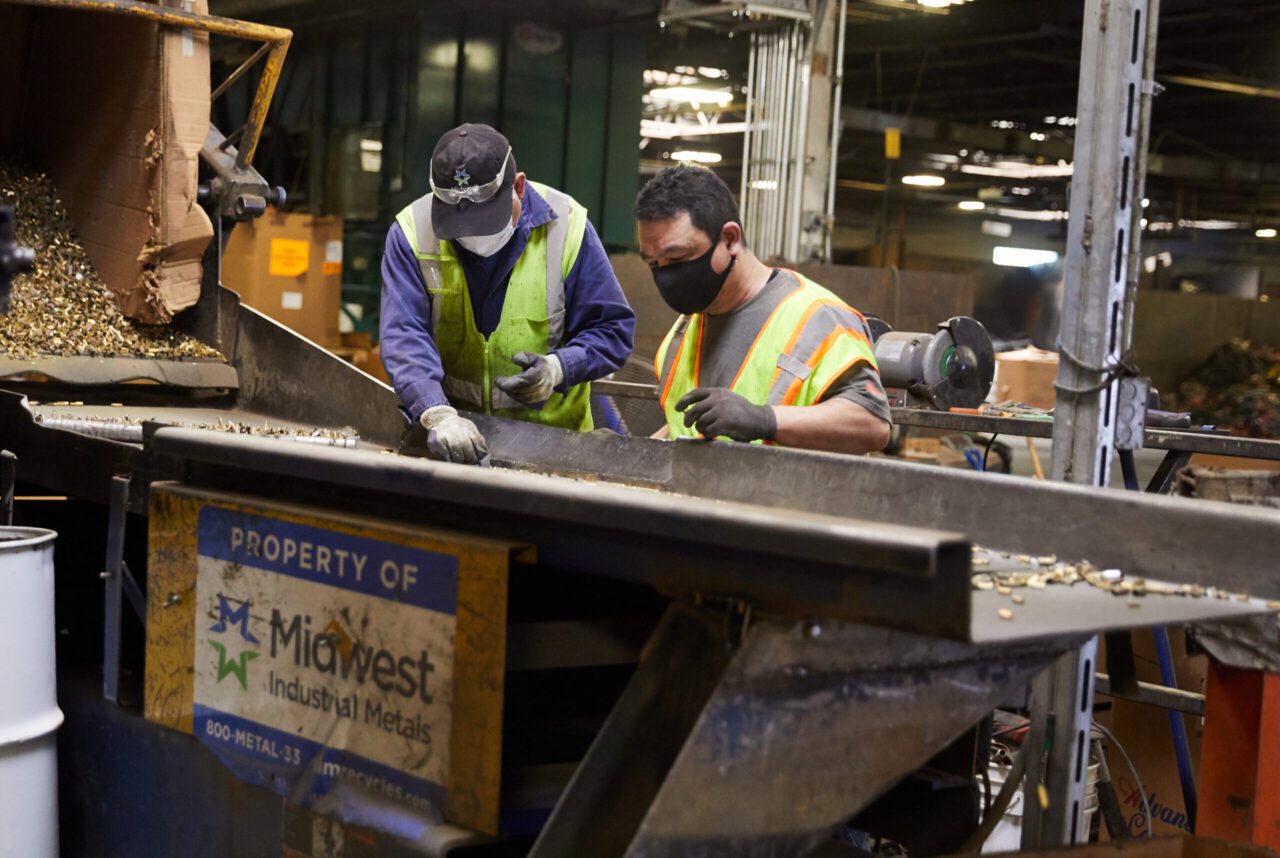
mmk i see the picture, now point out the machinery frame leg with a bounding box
[529,604,733,858]
[614,614,1071,857]
[1022,637,1099,849]
[102,475,130,704]
[1197,661,1280,851]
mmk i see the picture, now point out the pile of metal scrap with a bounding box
[1172,338,1280,438]
[970,547,1279,611]
[0,161,221,360]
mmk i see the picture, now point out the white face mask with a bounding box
[456,218,516,257]
[455,190,519,257]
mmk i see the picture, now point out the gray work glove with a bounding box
[675,387,777,442]
[420,405,488,465]
[493,352,564,408]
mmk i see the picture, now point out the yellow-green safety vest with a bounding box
[654,271,879,441]
[395,181,593,431]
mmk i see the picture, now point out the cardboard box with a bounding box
[949,835,1276,858]
[1100,630,1206,839]
[221,212,344,348]
[994,347,1060,409]
[0,0,213,323]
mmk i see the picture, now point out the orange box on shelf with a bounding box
[221,211,344,349]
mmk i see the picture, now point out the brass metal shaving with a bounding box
[970,547,1257,602]
[33,411,358,444]
[0,161,221,360]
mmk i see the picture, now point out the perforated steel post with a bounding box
[1032,0,1162,847]
[1051,0,1161,486]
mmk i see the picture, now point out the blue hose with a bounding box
[1152,625,1199,830]
[1119,449,1197,828]
[1119,449,1140,491]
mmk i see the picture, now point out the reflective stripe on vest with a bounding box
[395,182,592,430]
[657,272,879,441]
[401,187,573,348]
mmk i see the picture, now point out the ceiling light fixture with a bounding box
[902,174,946,187]
[648,86,734,107]
[960,160,1073,179]
[958,200,986,211]
[993,246,1060,267]
[1257,228,1278,238]
[671,150,722,164]
[1181,219,1245,230]
[994,207,1069,222]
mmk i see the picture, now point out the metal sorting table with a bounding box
[140,424,1277,857]
[147,424,1280,643]
[3,290,1279,854]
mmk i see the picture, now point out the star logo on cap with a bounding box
[453,168,471,188]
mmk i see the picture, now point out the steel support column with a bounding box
[1032,2,1161,846]
[1051,0,1161,486]
[1022,638,1100,849]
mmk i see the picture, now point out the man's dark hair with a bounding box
[635,164,743,243]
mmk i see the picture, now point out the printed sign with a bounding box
[269,238,310,277]
[145,486,515,835]
[323,240,344,276]
[193,507,457,818]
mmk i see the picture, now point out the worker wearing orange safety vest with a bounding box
[636,165,891,454]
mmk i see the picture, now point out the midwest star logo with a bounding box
[209,594,259,691]
[453,167,471,188]
[210,594,259,642]
[209,641,257,690]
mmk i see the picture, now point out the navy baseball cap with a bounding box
[429,124,517,240]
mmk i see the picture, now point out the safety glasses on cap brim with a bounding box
[429,147,513,205]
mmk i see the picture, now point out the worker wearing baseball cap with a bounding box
[381,123,635,464]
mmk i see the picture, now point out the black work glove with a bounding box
[674,387,777,442]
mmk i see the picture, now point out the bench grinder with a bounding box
[870,316,996,410]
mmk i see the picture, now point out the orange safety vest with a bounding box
[653,271,879,441]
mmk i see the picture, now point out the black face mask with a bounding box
[651,241,736,315]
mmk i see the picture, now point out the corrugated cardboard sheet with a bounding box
[0,1,213,323]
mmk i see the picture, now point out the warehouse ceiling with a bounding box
[834,0,1280,231]
[640,0,1280,239]
[209,0,1280,238]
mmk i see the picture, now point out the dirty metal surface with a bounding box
[968,548,1278,643]
[620,619,1070,858]
[0,355,238,389]
[530,606,731,858]
[232,306,405,448]
[150,426,977,639]
[150,427,1280,642]
[27,402,357,443]
[469,416,1280,603]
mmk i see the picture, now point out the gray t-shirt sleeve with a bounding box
[822,361,893,424]
[813,307,892,425]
